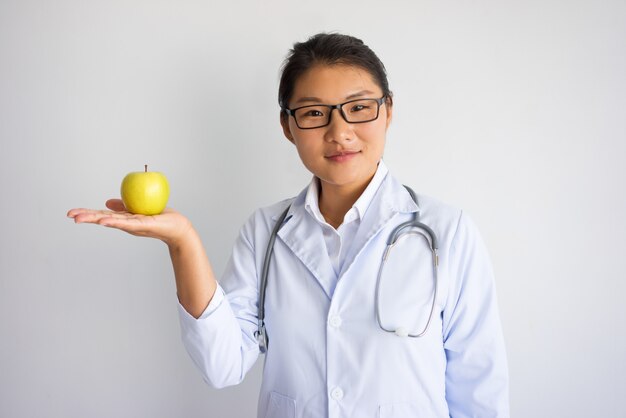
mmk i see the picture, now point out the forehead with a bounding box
[290,64,381,105]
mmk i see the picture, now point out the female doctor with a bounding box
[68,33,509,417]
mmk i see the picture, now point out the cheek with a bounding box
[293,137,320,163]
[358,122,387,146]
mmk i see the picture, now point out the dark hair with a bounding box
[278,33,392,112]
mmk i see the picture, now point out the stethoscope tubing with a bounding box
[256,185,439,352]
[255,204,291,353]
[375,226,439,338]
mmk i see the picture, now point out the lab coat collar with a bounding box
[339,169,419,276]
[273,187,337,298]
[271,166,419,298]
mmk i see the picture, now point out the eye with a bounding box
[350,104,370,112]
[304,109,324,117]
[298,107,326,119]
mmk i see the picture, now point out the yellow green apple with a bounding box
[120,165,170,215]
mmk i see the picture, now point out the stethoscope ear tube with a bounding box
[256,205,291,353]
[387,218,439,252]
[394,186,438,252]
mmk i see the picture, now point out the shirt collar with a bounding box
[304,159,390,223]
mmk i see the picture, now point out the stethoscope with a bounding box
[255,186,439,354]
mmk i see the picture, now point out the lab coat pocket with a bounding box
[264,391,296,418]
[378,402,423,417]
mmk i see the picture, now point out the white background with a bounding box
[1,0,624,417]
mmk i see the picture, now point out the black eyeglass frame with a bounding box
[282,96,387,130]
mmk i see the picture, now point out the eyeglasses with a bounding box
[282,96,386,129]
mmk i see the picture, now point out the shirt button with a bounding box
[328,315,342,328]
[330,387,344,401]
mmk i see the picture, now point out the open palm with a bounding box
[67,199,191,246]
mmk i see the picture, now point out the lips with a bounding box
[326,150,360,158]
[325,150,360,162]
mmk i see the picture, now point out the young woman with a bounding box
[68,33,509,418]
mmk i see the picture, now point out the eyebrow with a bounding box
[293,90,376,106]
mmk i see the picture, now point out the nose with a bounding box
[323,107,353,143]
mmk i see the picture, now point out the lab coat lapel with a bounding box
[274,191,336,300]
[340,174,419,277]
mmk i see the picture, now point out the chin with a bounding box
[318,172,368,189]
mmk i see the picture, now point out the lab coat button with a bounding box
[328,315,342,328]
[330,387,344,401]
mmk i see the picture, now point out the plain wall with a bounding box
[1,0,625,417]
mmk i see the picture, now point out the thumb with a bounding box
[106,199,127,212]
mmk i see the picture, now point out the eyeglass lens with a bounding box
[294,99,381,129]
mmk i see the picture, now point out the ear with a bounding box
[384,96,393,129]
[280,112,295,144]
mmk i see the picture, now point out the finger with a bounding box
[73,210,134,224]
[97,216,125,228]
[67,208,96,218]
[68,201,126,219]
[105,199,126,212]
[68,207,114,218]
[97,216,152,235]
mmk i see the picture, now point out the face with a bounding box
[280,64,392,193]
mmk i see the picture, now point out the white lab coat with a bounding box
[177,168,509,418]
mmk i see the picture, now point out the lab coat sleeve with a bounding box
[177,218,261,389]
[443,211,510,417]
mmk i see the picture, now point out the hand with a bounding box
[67,199,193,248]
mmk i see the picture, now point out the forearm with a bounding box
[175,221,262,388]
[168,227,218,318]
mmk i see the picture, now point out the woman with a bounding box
[68,33,509,417]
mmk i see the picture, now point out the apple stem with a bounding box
[145,164,147,173]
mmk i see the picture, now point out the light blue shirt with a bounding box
[177,164,510,417]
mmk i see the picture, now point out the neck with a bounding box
[318,170,376,229]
